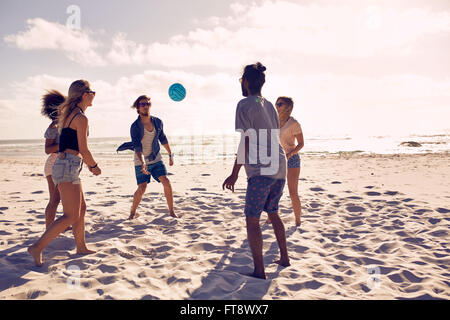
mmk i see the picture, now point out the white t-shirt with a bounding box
[133,128,162,166]
[235,95,286,180]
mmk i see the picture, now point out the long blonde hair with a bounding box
[277,96,294,122]
[58,80,90,133]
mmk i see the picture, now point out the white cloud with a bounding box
[4,2,449,73]
[4,18,105,66]
[101,0,450,77]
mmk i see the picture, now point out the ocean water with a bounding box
[0,133,448,163]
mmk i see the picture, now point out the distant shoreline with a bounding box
[0,133,448,159]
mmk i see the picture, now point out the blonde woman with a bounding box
[275,96,304,226]
[28,80,101,267]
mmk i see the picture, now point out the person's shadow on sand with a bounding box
[0,218,132,296]
[0,239,38,293]
[188,225,298,300]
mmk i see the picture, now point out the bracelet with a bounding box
[89,163,98,169]
[169,154,174,158]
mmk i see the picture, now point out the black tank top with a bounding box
[59,112,82,152]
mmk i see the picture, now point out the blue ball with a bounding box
[169,83,186,102]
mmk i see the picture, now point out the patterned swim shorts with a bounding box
[244,176,286,218]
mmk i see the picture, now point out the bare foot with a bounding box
[295,212,302,227]
[128,212,137,220]
[245,271,267,280]
[27,245,43,267]
[274,259,291,267]
[76,248,96,255]
[170,212,178,218]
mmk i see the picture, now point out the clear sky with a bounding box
[1,0,449,139]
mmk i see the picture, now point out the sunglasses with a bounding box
[276,102,284,107]
[138,101,151,107]
[85,90,96,95]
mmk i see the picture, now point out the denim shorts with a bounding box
[52,153,83,185]
[135,161,167,185]
[245,176,285,218]
[287,153,301,169]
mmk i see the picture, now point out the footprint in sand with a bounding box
[0,207,8,211]
[31,190,44,194]
[189,233,201,240]
[292,245,309,254]
[436,208,449,214]
[429,229,448,237]
[310,187,325,192]
[167,276,191,285]
[28,290,48,299]
[351,221,364,227]
[101,201,117,207]
[97,276,116,285]
[352,244,368,252]
[414,209,432,215]
[384,191,399,196]
[181,206,196,211]
[403,237,425,245]
[191,188,207,191]
[98,264,119,274]
[346,205,366,213]
[365,186,375,189]
[428,218,441,225]
[389,270,425,284]
[331,181,342,184]
[366,191,381,196]
[303,280,325,290]
[347,196,363,200]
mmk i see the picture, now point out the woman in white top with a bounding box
[276,96,304,226]
[41,91,65,229]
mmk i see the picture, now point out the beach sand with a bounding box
[0,153,449,300]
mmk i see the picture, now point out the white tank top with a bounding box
[133,128,162,165]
